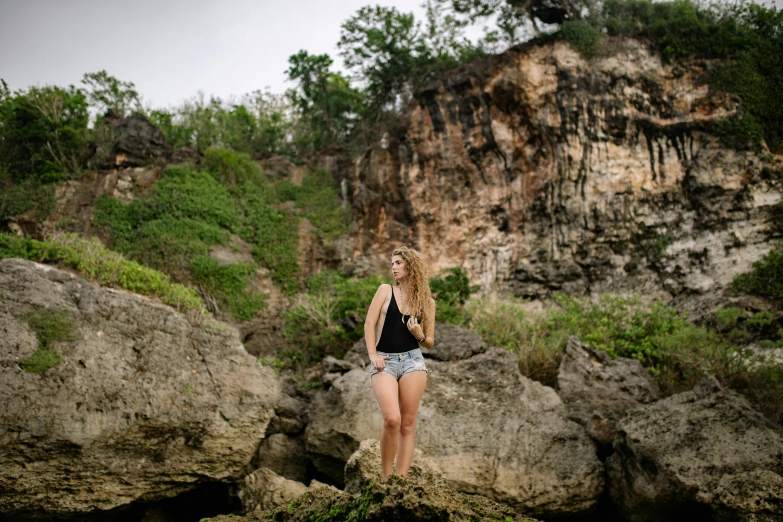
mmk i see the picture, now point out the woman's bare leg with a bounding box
[371,373,401,479]
[395,370,427,476]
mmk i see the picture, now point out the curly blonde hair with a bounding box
[392,246,433,323]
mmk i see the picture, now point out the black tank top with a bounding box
[376,284,420,353]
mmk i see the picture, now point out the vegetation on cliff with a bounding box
[460,293,783,422]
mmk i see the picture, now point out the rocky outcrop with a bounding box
[306,347,604,517]
[345,37,783,314]
[95,113,171,168]
[238,467,308,515]
[607,375,783,521]
[557,336,660,452]
[226,474,540,522]
[343,439,442,494]
[0,258,280,518]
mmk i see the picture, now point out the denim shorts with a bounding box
[369,348,428,384]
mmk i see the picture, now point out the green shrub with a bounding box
[0,233,205,313]
[202,146,265,187]
[282,271,383,369]
[429,267,479,324]
[0,179,56,223]
[190,256,266,321]
[19,309,78,374]
[733,242,783,306]
[276,169,350,242]
[461,293,781,420]
[92,160,296,311]
[557,20,601,57]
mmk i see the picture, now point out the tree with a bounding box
[286,50,363,149]
[338,6,422,114]
[82,70,141,118]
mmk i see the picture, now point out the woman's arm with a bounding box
[364,284,389,356]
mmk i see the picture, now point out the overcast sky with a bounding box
[1,0,781,110]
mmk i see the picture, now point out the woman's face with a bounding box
[391,255,408,282]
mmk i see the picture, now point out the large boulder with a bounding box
[607,375,783,521]
[306,347,604,517]
[557,336,660,452]
[0,258,280,518]
[238,467,308,515]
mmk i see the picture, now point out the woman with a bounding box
[364,246,436,480]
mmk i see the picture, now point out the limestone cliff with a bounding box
[346,37,782,310]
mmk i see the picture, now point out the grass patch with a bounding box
[276,169,350,243]
[557,20,602,57]
[0,232,205,313]
[190,256,266,321]
[19,309,78,374]
[461,293,783,422]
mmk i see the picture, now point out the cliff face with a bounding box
[347,38,782,308]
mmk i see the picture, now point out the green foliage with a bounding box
[202,146,265,186]
[595,0,783,151]
[81,70,140,118]
[0,179,56,224]
[282,271,384,369]
[0,233,205,313]
[147,90,295,156]
[0,82,90,183]
[287,51,363,150]
[93,157,300,308]
[557,20,601,57]
[190,256,266,322]
[19,309,78,374]
[276,170,350,242]
[733,242,783,306]
[430,267,479,323]
[235,181,300,295]
[461,293,782,420]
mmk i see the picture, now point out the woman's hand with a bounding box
[406,317,424,341]
[370,353,392,371]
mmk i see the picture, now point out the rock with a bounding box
[342,339,369,368]
[343,439,443,494]
[426,323,487,361]
[0,258,280,518]
[557,336,660,452]
[345,36,782,312]
[252,433,309,483]
[323,355,358,373]
[267,394,308,435]
[110,113,171,167]
[261,474,539,522]
[607,375,783,521]
[306,347,604,517]
[238,467,308,515]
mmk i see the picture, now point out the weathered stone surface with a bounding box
[306,347,604,517]
[343,37,782,316]
[0,258,280,518]
[110,113,171,167]
[252,433,309,483]
[343,439,443,494]
[238,467,308,515]
[426,323,487,361]
[607,375,783,521]
[235,475,539,522]
[323,355,358,373]
[266,394,308,436]
[557,336,660,450]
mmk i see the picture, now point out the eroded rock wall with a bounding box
[347,38,782,310]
